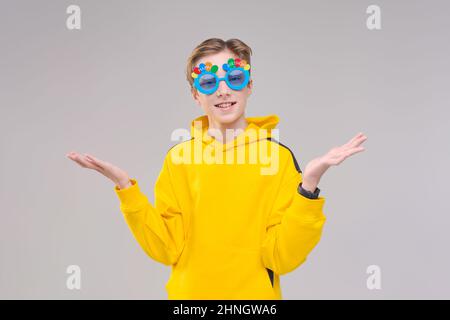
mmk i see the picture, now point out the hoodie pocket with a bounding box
[228,245,276,293]
[266,268,274,287]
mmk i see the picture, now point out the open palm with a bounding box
[66,152,131,189]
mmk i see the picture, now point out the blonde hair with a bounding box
[186,38,253,90]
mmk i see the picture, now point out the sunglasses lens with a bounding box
[228,69,246,87]
[198,74,217,91]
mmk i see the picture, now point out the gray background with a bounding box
[1,0,449,299]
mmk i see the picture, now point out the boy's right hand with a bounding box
[66,152,132,189]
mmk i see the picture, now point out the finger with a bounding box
[84,154,105,168]
[66,151,77,159]
[347,132,364,143]
[345,132,365,147]
[69,153,102,171]
[84,154,107,170]
[345,133,367,148]
[68,153,90,168]
[86,159,106,172]
[351,135,367,148]
[67,152,81,162]
[345,146,365,158]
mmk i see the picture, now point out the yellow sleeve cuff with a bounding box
[114,178,148,212]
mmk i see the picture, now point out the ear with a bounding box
[247,79,253,96]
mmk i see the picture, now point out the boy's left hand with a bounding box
[301,132,368,193]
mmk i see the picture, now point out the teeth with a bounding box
[215,102,235,108]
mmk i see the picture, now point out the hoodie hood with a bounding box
[190,114,280,152]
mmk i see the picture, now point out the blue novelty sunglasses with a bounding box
[194,67,250,95]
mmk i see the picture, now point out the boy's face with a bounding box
[191,49,253,126]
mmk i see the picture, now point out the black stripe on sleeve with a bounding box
[266,137,302,173]
[167,137,195,154]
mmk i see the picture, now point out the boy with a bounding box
[67,38,367,299]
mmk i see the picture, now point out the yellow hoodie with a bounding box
[114,114,327,300]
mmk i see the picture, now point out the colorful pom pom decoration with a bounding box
[191,58,250,79]
[223,58,250,71]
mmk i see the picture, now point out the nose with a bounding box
[216,79,231,96]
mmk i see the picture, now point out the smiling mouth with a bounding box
[214,101,237,109]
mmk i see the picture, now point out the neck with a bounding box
[207,114,248,144]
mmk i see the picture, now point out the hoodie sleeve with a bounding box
[261,171,327,275]
[114,156,185,266]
